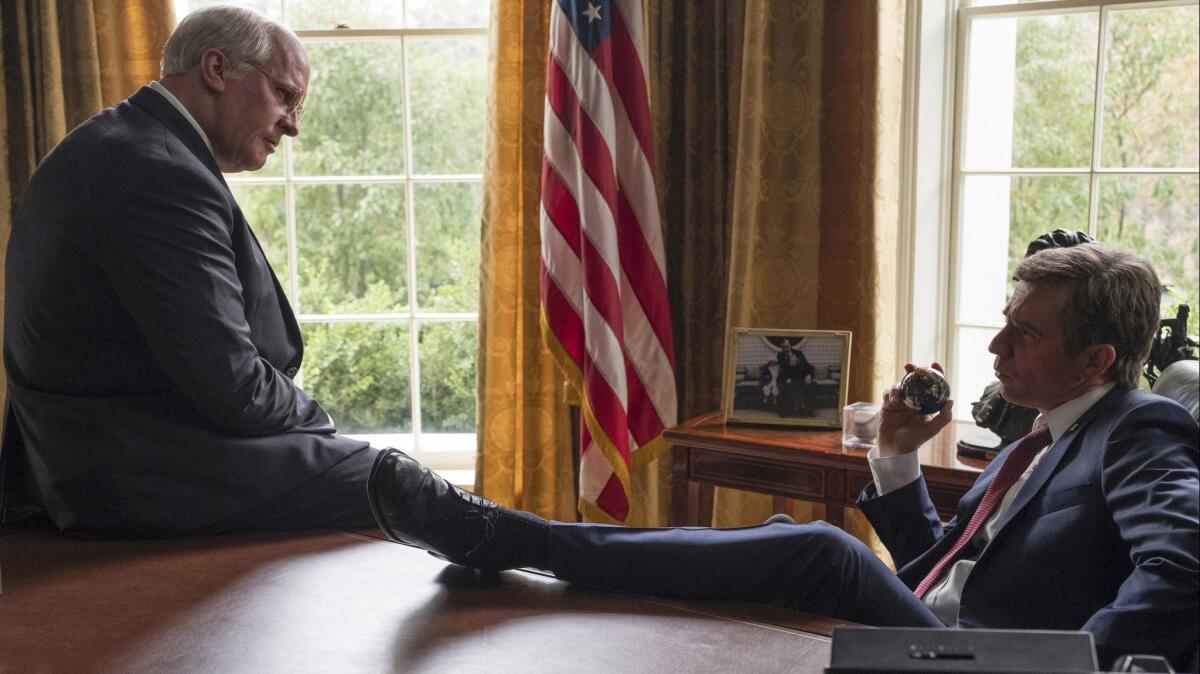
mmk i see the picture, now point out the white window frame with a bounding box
[900,0,1199,417]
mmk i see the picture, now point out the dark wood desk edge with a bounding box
[1,528,849,643]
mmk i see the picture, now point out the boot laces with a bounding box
[463,501,498,559]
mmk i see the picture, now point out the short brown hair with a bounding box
[1014,244,1161,389]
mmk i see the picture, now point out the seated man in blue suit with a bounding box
[370,243,1198,669]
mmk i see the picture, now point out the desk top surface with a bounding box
[0,528,839,673]
[666,411,986,476]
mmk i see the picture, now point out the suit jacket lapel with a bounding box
[989,387,1123,534]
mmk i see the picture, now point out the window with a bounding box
[903,0,1198,416]
[174,1,489,480]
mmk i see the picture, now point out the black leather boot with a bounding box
[366,448,549,570]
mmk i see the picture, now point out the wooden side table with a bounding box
[666,411,985,529]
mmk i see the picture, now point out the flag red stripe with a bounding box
[583,355,631,459]
[580,238,625,343]
[579,423,592,459]
[541,266,585,366]
[615,189,676,365]
[596,473,630,522]
[541,161,582,258]
[624,359,664,447]
[609,5,655,166]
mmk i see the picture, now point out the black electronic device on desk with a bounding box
[825,627,1099,673]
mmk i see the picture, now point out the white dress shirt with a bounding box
[148,81,214,155]
[867,383,1114,625]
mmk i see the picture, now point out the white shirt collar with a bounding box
[148,81,214,155]
[1035,382,1116,443]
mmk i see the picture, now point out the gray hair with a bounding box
[1014,243,1162,389]
[161,5,285,77]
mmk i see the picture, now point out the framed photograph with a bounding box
[723,328,852,428]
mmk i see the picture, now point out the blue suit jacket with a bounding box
[2,86,367,536]
[858,387,1198,669]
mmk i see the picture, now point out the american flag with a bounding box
[539,0,676,523]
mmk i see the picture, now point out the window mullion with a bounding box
[1088,5,1113,238]
[945,4,976,417]
[400,33,423,451]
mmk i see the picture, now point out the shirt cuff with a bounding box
[867,446,922,496]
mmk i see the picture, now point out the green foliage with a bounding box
[294,42,407,176]
[415,182,482,311]
[408,38,487,173]
[296,183,409,313]
[300,309,412,434]
[1007,6,1199,336]
[1011,13,1097,169]
[419,322,478,432]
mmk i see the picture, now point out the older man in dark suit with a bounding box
[2,5,539,545]
[1,5,370,535]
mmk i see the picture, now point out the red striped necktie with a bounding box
[913,424,1053,600]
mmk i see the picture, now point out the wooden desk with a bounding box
[0,528,847,673]
[666,412,985,528]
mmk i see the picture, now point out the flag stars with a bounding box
[583,3,602,23]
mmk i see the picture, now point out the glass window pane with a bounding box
[415,181,481,311]
[1097,175,1200,336]
[1005,175,1091,284]
[286,0,402,29]
[958,175,1089,325]
[407,37,487,174]
[295,184,408,313]
[953,326,1000,422]
[299,321,411,433]
[405,0,489,28]
[963,12,1098,170]
[1101,5,1200,169]
[966,0,1061,6]
[229,185,290,290]
[292,41,406,176]
[180,0,282,22]
[418,321,477,433]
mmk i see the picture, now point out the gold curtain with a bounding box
[476,0,906,536]
[710,0,906,564]
[645,2,747,525]
[475,0,577,520]
[0,0,176,411]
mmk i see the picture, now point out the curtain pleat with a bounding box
[475,0,577,520]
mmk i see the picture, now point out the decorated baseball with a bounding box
[899,367,951,415]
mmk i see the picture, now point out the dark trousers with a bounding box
[548,520,944,627]
[198,445,382,535]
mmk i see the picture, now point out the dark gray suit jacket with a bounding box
[2,86,367,536]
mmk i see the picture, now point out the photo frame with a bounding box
[723,328,852,428]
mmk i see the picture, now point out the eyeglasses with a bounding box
[245,61,306,122]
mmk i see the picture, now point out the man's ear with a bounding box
[198,48,232,94]
[1081,343,1117,382]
